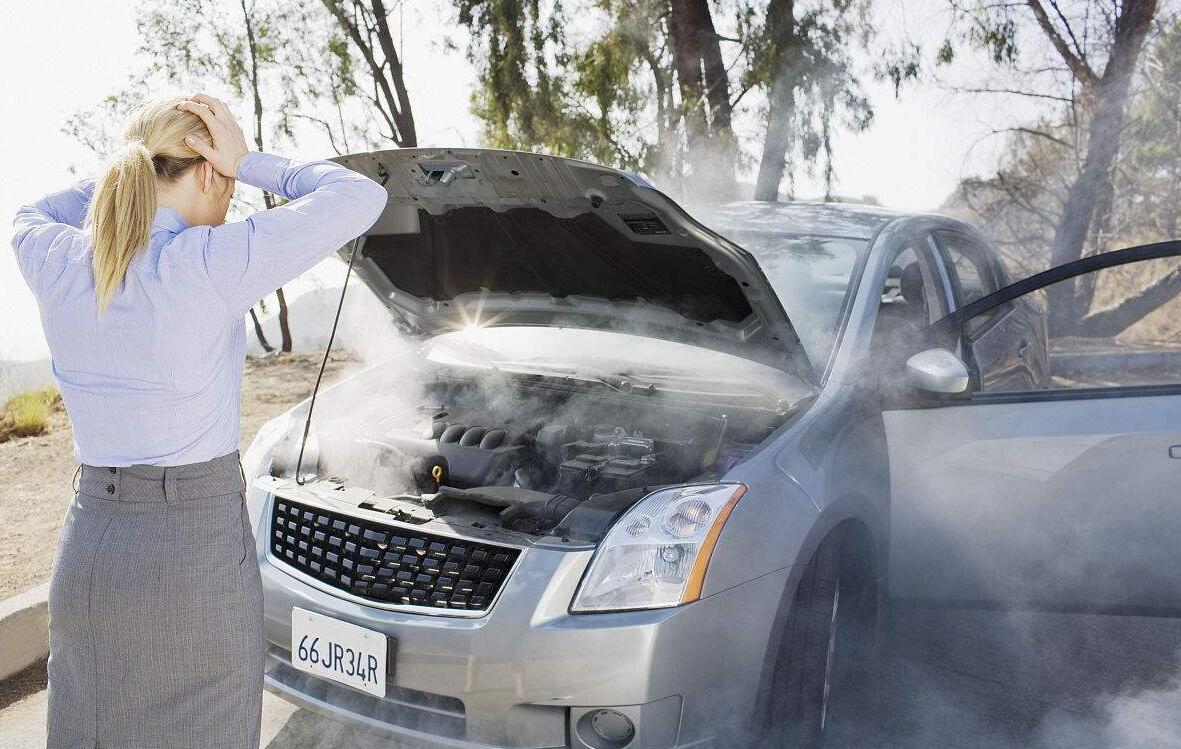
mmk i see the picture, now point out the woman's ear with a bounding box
[197,160,215,194]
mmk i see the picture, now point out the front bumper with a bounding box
[256,494,790,748]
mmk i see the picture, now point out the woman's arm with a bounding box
[178,93,387,317]
[10,180,95,283]
[200,152,387,317]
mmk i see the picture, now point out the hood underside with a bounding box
[331,148,813,380]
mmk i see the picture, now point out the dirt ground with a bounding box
[0,352,352,601]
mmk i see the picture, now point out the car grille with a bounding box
[270,498,520,612]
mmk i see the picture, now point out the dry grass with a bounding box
[0,388,61,443]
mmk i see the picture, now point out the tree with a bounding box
[319,0,417,146]
[455,0,879,203]
[939,0,1162,336]
[948,13,1181,339]
[456,0,744,196]
[746,0,874,201]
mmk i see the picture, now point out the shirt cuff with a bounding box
[235,151,290,194]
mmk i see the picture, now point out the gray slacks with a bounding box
[47,451,264,749]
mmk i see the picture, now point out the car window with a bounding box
[869,238,949,379]
[725,232,867,373]
[879,241,946,325]
[966,254,1181,393]
[936,232,1000,305]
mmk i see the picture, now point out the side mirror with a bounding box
[905,348,970,395]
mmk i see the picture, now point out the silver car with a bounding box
[242,148,1181,748]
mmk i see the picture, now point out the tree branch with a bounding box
[1026,0,1099,88]
[953,85,1075,102]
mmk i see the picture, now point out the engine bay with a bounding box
[271,369,788,542]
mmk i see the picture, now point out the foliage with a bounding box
[742,0,876,199]
[1118,14,1181,240]
[0,388,61,442]
[455,1,668,173]
[455,0,879,200]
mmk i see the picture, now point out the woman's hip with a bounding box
[50,451,261,651]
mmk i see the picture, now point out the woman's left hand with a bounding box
[177,94,250,178]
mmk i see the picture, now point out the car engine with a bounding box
[278,371,780,541]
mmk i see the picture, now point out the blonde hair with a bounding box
[88,99,210,311]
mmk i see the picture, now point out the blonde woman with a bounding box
[11,95,387,748]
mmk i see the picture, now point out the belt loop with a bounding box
[72,464,82,493]
[164,467,180,502]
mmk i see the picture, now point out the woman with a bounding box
[11,95,387,748]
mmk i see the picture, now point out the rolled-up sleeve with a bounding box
[201,152,388,316]
[11,179,95,286]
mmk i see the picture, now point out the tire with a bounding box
[762,531,877,749]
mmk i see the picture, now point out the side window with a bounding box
[935,232,1006,334]
[967,254,1181,394]
[872,237,948,366]
[878,240,946,325]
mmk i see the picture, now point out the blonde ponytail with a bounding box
[90,142,157,311]
[87,99,210,312]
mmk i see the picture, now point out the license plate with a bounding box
[291,607,388,698]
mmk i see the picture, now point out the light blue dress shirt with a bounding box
[11,151,387,467]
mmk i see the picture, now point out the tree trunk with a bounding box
[242,0,294,353]
[1076,265,1181,337]
[1047,0,1158,334]
[694,0,737,199]
[668,1,708,150]
[249,308,274,353]
[276,287,293,353]
[667,0,736,200]
[753,0,796,202]
[755,74,795,201]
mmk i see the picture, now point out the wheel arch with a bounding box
[747,514,880,735]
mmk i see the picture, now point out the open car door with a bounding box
[884,241,1181,614]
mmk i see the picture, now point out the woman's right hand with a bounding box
[177,94,250,178]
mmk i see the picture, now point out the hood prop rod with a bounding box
[295,236,362,485]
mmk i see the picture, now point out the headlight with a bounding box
[570,483,746,613]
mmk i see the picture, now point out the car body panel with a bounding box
[885,393,1181,610]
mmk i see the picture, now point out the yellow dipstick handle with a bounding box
[431,464,444,486]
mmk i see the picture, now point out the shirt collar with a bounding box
[152,207,190,235]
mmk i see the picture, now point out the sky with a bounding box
[0,0,1045,362]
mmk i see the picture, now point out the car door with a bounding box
[932,229,1051,392]
[884,241,1181,614]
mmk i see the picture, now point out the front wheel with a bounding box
[762,531,877,748]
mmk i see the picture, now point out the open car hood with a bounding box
[331,148,814,382]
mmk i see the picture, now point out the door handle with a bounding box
[1017,339,1030,359]
[1170,445,1181,459]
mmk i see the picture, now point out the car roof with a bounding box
[686,200,925,241]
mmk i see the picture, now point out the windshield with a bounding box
[725,232,867,372]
